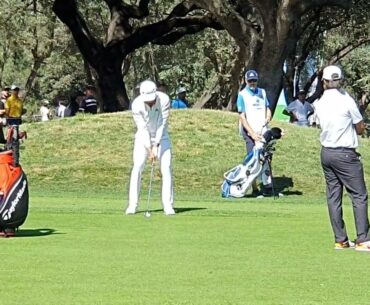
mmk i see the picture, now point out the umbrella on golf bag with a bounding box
[221,127,282,198]
[0,150,29,233]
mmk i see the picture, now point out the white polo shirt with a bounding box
[237,87,269,133]
[131,91,170,149]
[313,88,362,148]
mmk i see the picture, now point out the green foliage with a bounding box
[0,0,369,110]
[126,29,238,104]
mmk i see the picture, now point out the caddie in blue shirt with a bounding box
[237,69,272,196]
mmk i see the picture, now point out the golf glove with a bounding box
[151,145,159,159]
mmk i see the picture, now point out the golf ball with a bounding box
[144,212,151,218]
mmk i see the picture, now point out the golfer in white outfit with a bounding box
[126,80,175,215]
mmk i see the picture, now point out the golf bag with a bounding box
[221,127,282,198]
[0,149,29,230]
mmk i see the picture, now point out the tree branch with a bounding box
[124,13,222,53]
[104,0,150,18]
[52,0,104,66]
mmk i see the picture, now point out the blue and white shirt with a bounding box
[237,87,269,133]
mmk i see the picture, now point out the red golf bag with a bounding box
[0,150,29,230]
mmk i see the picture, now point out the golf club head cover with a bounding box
[263,127,282,143]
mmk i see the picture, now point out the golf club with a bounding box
[144,161,155,218]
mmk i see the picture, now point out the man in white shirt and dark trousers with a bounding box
[237,70,272,197]
[314,65,370,251]
[126,80,175,216]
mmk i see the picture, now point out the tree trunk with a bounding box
[25,59,43,96]
[95,59,129,112]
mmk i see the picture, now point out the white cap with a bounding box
[322,65,342,81]
[177,87,186,94]
[11,84,20,90]
[139,80,157,102]
[43,100,49,105]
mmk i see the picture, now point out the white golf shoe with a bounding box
[355,240,370,252]
[125,205,137,215]
[164,207,175,216]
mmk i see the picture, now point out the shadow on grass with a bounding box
[136,207,206,214]
[242,176,303,198]
[15,228,62,238]
[273,176,303,196]
[175,207,206,214]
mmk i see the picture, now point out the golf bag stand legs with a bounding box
[267,159,277,200]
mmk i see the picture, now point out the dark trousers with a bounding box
[321,147,370,243]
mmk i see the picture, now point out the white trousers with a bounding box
[128,138,173,210]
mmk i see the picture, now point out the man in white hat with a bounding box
[313,65,370,251]
[126,80,175,215]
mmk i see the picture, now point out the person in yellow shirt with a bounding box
[5,85,24,125]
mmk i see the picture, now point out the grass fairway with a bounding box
[1,110,370,305]
[2,193,370,305]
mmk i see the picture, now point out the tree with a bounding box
[52,0,222,112]
[194,0,352,112]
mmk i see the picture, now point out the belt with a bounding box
[322,146,356,151]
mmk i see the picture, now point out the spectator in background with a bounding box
[0,87,9,143]
[56,100,67,118]
[284,90,314,126]
[156,82,167,94]
[171,87,189,109]
[1,86,10,104]
[5,85,24,125]
[40,100,50,122]
[65,90,84,117]
[79,85,97,114]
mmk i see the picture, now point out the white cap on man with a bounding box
[11,84,20,90]
[140,80,157,102]
[322,65,342,81]
[177,87,186,94]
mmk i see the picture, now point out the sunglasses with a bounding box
[247,79,258,83]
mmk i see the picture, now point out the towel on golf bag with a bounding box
[0,150,29,229]
[221,127,282,198]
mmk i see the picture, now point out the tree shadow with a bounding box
[14,228,62,238]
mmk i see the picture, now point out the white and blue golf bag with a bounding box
[221,127,282,198]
